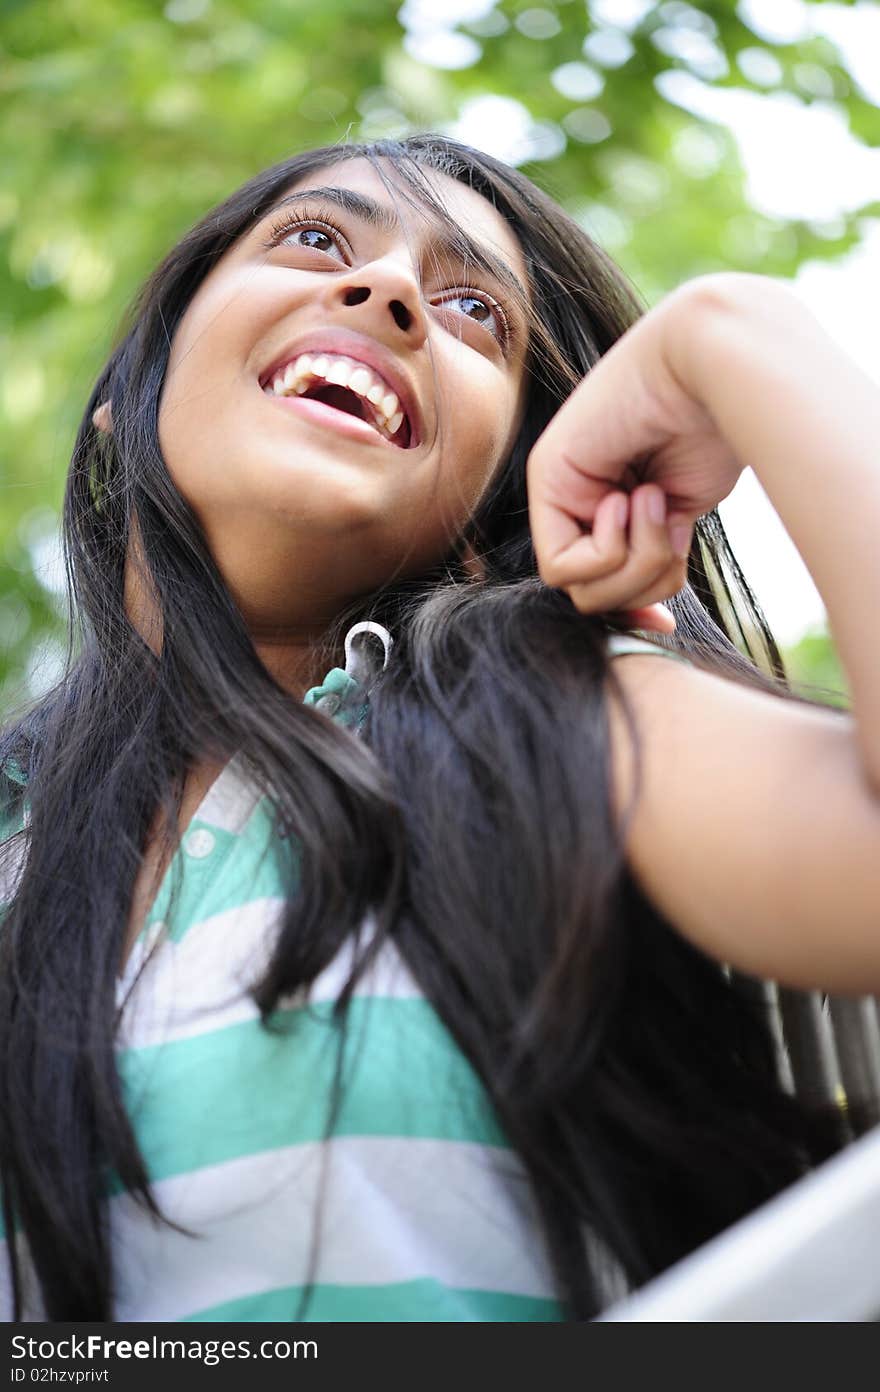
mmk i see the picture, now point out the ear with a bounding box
[91,400,113,434]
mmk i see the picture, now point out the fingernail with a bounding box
[669,521,691,558]
[647,488,666,525]
[614,495,628,528]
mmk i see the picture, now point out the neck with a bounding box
[249,628,344,701]
[123,531,347,702]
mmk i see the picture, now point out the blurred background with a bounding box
[2,0,878,711]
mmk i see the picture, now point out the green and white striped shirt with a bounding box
[1,631,678,1322]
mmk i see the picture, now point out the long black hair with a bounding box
[0,135,845,1320]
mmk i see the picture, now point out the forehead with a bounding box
[276,156,528,288]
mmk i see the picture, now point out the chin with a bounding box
[257,462,390,534]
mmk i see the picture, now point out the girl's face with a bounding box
[157,158,531,631]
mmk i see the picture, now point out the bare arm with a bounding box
[666,276,880,798]
[528,274,880,989]
[609,281,880,991]
[606,654,880,992]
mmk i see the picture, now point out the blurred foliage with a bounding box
[785,626,849,709]
[3,0,877,703]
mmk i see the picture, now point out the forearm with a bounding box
[671,275,880,796]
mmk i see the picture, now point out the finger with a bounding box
[667,512,695,561]
[567,552,686,614]
[537,488,632,590]
[628,482,676,581]
[564,483,678,613]
[591,490,632,575]
[616,509,694,606]
[527,444,612,578]
[615,563,687,608]
[614,603,677,634]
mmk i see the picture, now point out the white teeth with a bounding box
[265,350,410,443]
[349,367,372,396]
[325,360,352,387]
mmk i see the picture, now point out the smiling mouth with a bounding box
[262,352,416,449]
[297,382,412,448]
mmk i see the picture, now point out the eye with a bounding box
[264,213,349,263]
[433,289,510,347]
[289,227,338,255]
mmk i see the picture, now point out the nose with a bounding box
[325,256,428,349]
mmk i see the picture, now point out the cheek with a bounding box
[158,312,250,491]
[438,332,514,428]
[159,269,275,425]
[157,371,203,500]
[158,332,206,481]
[438,366,519,490]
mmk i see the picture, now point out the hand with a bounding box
[526,276,752,629]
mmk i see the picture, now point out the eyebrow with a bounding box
[262,185,529,306]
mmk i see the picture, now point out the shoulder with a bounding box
[602,646,880,992]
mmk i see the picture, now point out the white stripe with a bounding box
[192,755,263,834]
[0,1230,46,1322]
[117,905,422,1051]
[110,1136,557,1321]
[0,830,27,905]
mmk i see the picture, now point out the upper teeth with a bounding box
[266,353,405,441]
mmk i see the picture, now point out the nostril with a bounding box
[343,287,370,307]
[390,299,411,332]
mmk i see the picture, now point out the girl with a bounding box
[1,134,877,1323]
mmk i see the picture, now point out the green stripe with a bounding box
[0,810,25,843]
[118,996,508,1184]
[182,1278,564,1323]
[147,804,299,943]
